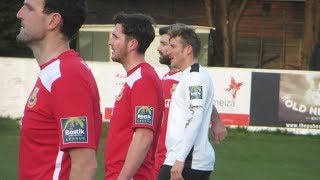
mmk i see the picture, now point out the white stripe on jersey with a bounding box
[53,150,64,180]
[39,60,61,92]
[126,67,142,88]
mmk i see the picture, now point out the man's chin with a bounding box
[16,35,25,43]
[16,36,30,46]
[112,57,123,64]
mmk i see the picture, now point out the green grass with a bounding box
[213,128,320,180]
[1,117,320,179]
[0,117,20,180]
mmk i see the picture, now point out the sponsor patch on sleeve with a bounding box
[61,116,88,144]
[189,86,203,100]
[135,106,154,125]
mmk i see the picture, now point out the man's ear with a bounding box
[185,44,193,55]
[48,13,62,30]
[128,39,139,51]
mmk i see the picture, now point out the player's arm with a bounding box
[118,128,153,180]
[171,106,203,179]
[210,105,227,144]
[177,106,203,161]
[68,147,97,180]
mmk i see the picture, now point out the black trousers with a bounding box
[157,165,211,180]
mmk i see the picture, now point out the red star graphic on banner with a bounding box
[225,77,243,98]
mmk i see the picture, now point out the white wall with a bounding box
[0,57,38,118]
[1,57,320,135]
[0,57,168,119]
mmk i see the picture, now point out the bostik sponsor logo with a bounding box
[189,86,203,100]
[61,116,88,144]
[135,106,154,125]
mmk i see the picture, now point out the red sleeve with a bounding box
[131,76,160,132]
[51,68,98,150]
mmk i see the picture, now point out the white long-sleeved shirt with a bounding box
[164,63,215,171]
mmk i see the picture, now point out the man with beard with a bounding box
[17,0,102,179]
[154,26,182,177]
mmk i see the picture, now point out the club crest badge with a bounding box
[27,87,39,108]
[170,83,178,95]
[116,86,124,101]
[135,106,154,125]
[189,85,203,100]
[61,116,88,144]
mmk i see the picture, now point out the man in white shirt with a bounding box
[158,23,217,180]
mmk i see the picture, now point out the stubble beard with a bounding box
[111,49,128,64]
[16,30,43,47]
[16,33,29,45]
[170,58,180,70]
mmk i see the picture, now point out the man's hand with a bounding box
[170,160,184,180]
[211,120,227,144]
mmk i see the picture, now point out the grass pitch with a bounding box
[1,117,320,180]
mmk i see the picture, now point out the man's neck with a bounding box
[30,36,70,66]
[179,57,198,72]
[122,53,146,72]
[168,66,180,73]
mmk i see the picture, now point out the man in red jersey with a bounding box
[16,0,102,179]
[104,12,164,180]
[154,26,228,178]
[154,26,182,177]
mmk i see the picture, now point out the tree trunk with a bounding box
[209,0,225,66]
[316,0,320,43]
[203,0,213,27]
[230,0,248,66]
[220,0,231,66]
[301,0,316,70]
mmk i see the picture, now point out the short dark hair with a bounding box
[159,26,171,35]
[113,12,155,54]
[43,0,88,40]
[168,23,201,58]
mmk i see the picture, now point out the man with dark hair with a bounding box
[158,23,217,180]
[104,12,164,179]
[17,0,102,179]
[155,25,227,178]
[154,25,182,177]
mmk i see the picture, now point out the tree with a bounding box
[208,0,248,67]
[0,0,32,57]
[301,0,320,70]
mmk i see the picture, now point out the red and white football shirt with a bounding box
[154,71,182,176]
[104,62,164,180]
[19,50,102,180]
